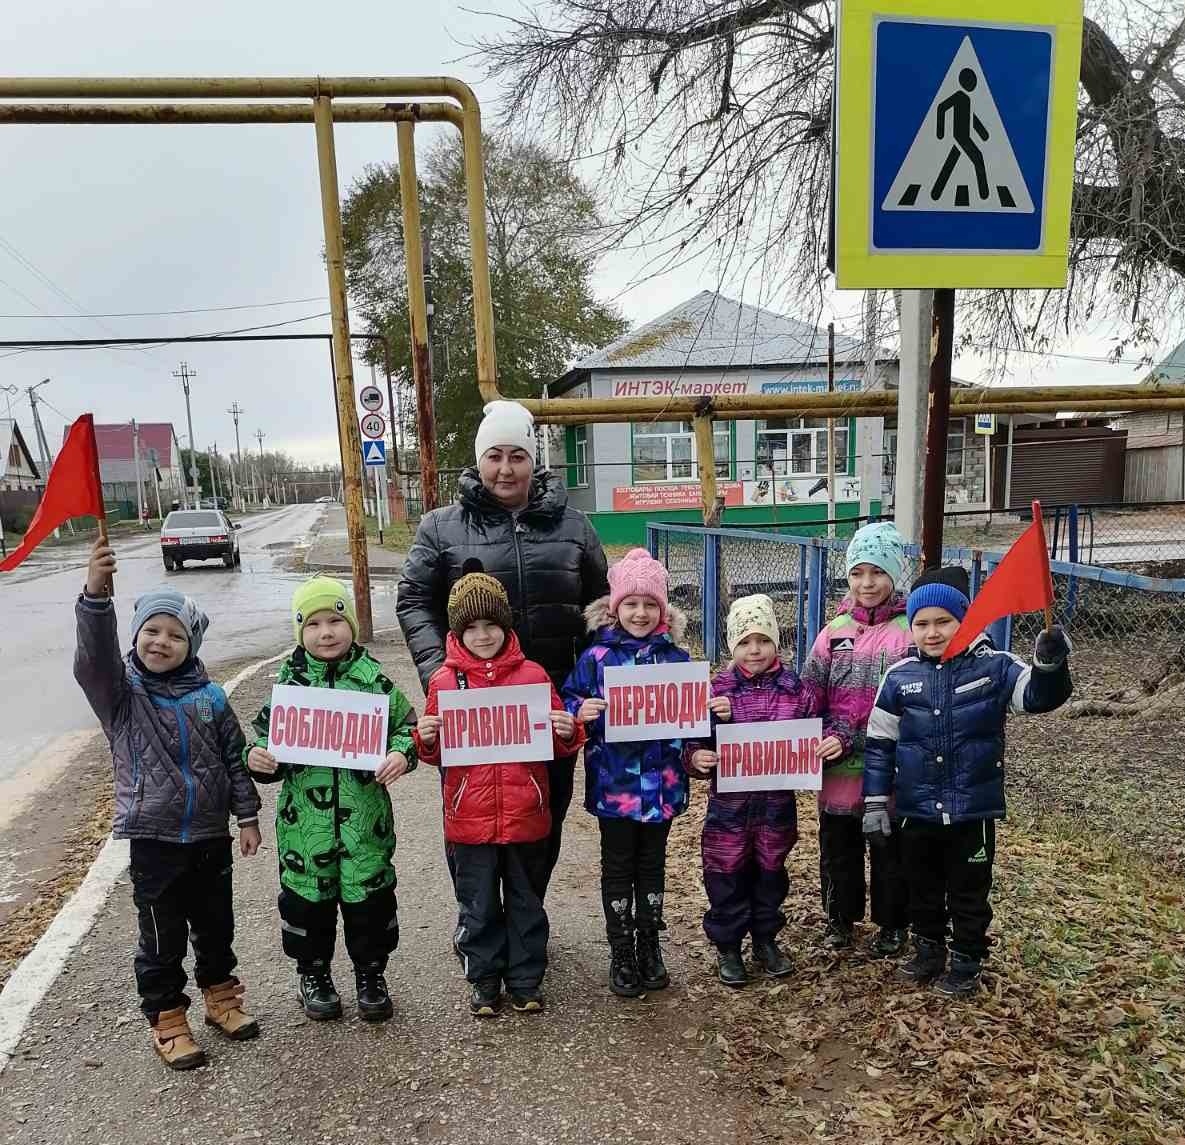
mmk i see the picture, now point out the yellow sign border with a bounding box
[834,0,1083,289]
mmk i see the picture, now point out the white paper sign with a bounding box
[438,683,555,767]
[715,719,824,793]
[267,684,389,772]
[602,661,712,743]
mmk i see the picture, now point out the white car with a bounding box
[160,509,241,571]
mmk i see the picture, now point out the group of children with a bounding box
[75,518,1071,1070]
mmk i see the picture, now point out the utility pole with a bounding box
[171,424,187,509]
[227,401,245,512]
[174,361,199,505]
[27,378,69,536]
[255,429,267,506]
[131,419,147,528]
[209,444,221,503]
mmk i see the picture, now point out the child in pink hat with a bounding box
[562,548,726,998]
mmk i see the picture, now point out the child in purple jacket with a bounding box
[686,595,823,987]
[801,522,913,957]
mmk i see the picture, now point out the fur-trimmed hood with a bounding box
[583,594,688,648]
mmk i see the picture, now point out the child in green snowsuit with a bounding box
[246,577,416,1023]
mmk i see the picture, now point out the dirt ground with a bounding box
[3,635,1183,1144]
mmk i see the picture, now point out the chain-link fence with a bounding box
[647,522,1185,694]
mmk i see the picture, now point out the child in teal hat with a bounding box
[801,521,913,957]
[245,576,417,1025]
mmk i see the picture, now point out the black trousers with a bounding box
[900,818,996,961]
[818,811,909,930]
[453,840,549,989]
[444,756,576,900]
[130,837,237,1024]
[598,818,672,939]
[278,884,399,973]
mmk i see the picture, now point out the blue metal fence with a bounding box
[647,522,1185,673]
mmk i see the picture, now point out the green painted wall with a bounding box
[588,501,882,546]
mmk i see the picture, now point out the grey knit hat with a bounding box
[131,589,209,656]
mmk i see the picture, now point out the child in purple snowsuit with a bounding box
[686,594,823,987]
[801,522,913,957]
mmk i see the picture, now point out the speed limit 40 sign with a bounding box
[359,412,387,440]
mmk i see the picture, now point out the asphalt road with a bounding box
[0,504,331,788]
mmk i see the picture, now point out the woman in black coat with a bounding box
[396,400,609,883]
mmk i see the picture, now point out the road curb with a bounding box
[0,650,288,1074]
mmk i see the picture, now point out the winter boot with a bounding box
[716,944,748,988]
[752,937,793,978]
[934,952,983,998]
[470,977,502,1018]
[635,929,670,991]
[355,964,394,1022]
[822,921,854,951]
[298,964,343,1020]
[609,937,644,997]
[897,937,947,986]
[509,986,545,1013]
[872,927,910,959]
[150,1007,207,1071]
[201,979,260,1041]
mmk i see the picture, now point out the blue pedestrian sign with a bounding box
[362,439,386,468]
[833,0,1082,289]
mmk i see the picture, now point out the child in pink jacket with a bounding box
[801,522,912,957]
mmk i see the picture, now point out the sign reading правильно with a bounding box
[438,683,555,767]
[603,662,712,743]
[267,684,390,772]
[715,719,824,793]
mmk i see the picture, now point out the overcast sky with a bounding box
[0,2,1179,468]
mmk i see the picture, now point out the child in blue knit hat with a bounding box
[74,540,262,1071]
[861,566,1072,997]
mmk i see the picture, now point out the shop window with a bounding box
[946,420,966,478]
[756,418,848,477]
[633,421,730,482]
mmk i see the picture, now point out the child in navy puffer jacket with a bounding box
[863,566,1072,997]
[563,548,727,998]
[686,595,823,987]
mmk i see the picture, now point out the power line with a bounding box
[0,295,327,320]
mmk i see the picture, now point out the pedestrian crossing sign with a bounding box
[362,439,386,467]
[833,0,1083,289]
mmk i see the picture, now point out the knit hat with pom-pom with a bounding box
[607,547,670,616]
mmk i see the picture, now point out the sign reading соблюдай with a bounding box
[603,661,711,743]
[438,683,555,767]
[715,719,824,793]
[267,683,390,772]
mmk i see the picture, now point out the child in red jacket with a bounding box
[415,569,583,1018]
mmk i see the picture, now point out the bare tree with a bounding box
[481,1,1185,360]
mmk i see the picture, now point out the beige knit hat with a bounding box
[726,594,780,653]
[447,572,513,637]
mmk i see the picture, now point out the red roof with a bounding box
[77,423,176,463]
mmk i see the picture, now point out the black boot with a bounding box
[822,921,854,951]
[716,944,748,988]
[897,937,947,986]
[609,938,643,997]
[297,963,342,1020]
[872,926,910,959]
[355,964,393,1022]
[635,929,670,991]
[469,977,502,1018]
[752,937,792,978]
[934,952,982,998]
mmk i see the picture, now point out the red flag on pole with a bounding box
[0,413,105,573]
[941,501,1055,662]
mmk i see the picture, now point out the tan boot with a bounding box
[151,1007,207,1070]
[202,979,260,1041]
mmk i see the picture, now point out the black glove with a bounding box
[1034,625,1071,669]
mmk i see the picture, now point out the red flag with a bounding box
[1,413,105,572]
[941,501,1054,661]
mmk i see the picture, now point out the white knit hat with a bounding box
[726,594,780,653]
[474,400,536,463]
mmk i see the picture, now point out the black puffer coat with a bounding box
[396,468,609,691]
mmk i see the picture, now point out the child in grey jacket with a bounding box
[74,540,262,1071]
